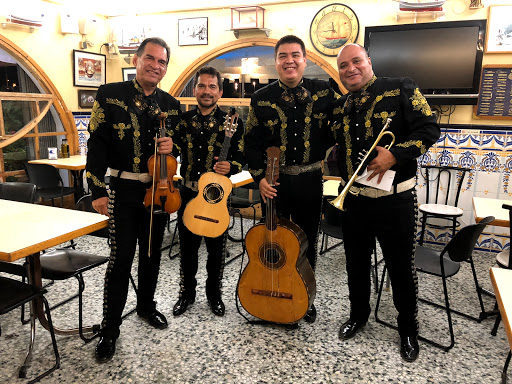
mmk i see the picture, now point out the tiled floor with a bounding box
[0,216,509,384]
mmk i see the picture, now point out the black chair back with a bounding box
[445,215,495,262]
[0,182,36,203]
[24,162,63,189]
[76,194,109,239]
[422,165,469,207]
[24,162,75,207]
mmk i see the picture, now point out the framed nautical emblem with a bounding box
[310,3,359,57]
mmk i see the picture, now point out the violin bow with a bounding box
[148,113,166,258]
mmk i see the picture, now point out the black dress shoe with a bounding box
[304,304,317,323]
[338,319,367,340]
[208,298,225,316]
[138,309,168,329]
[400,336,419,362]
[173,297,195,316]
[95,336,117,363]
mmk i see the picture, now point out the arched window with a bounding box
[0,36,75,182]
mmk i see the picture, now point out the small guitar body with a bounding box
[237,146,316,324]
[183,172,232,238]
[183,108,239,238]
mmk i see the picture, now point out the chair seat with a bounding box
[40,249,108,280]
[415,245,460,277]
[0,276,46,314]
[320,219,343,240]
[419,203,463,216]
[496,249,510,268]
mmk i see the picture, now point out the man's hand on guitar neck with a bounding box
[259,178,279,203]
[213,157,230,175]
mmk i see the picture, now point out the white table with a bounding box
[473,197,511,228]
[0,199,107,333]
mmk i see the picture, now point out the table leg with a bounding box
[70,169,86,199]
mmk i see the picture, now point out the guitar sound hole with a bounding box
[203,183,224,204]
[259,243,286,269]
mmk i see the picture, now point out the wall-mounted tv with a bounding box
[364,20,486,105]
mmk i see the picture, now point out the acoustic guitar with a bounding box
[183,108,239,238]
[237,147,316,324]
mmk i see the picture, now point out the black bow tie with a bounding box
[343,90,373,114]
[279,86,312,109]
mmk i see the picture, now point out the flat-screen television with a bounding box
[364,20,486,105]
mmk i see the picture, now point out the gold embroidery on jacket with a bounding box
[113,123,131,140]
[89,101,105,132]
[86,171,106,188]
[410,88,432,116]
[396,140,427,154]
[130,112,142,173]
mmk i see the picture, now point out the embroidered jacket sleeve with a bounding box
[244,79,338,185]
[388,77,440,167]
[86,80,181,200]
[170,107,245,183]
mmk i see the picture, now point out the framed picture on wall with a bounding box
[122,67,137,82]
[178,17,208,46]
[485,5,512,53]
[78,89,97,108]
[73,50,106,88]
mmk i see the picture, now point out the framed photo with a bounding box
[178,17,208,46]
[485,5,512,53]
[78,89,97,108]
[122,67,137,82]
[73,50,106,88]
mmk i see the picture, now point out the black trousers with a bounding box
[101,178,167,338]
[274,169,323,271]
[340,188,419,337]
[177,186,226,301]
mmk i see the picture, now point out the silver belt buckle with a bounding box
[138,173,152,183]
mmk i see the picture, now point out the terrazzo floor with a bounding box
[0,214,510,384]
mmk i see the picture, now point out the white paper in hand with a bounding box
[355,168,396,192]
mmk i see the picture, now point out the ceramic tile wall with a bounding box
[73,113,90,156]
[73,115,511,252]
[418,125,512,253]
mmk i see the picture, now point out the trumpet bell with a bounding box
[329,194,346,211]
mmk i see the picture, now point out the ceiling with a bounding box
[47,0,302,17]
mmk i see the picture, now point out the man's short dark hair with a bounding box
[193,66,223,91]
[274,35,306,58]
[137,37,171,64]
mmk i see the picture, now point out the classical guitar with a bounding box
[237,147,316,324]
[183,108,239,238]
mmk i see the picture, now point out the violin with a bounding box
[144,113,181,215]
[144,113,181,257]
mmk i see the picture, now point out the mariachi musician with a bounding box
[332,44,440,362]
[243,35,340,324]
[169,66,244,318]
[86,37,181,363]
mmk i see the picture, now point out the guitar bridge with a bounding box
[193,215,219,223]
[251,289,293,300]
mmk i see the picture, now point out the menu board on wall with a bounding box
[475,65,512,119]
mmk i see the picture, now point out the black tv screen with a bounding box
[364,20,486,105]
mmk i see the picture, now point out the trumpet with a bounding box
[330,118,395,211]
